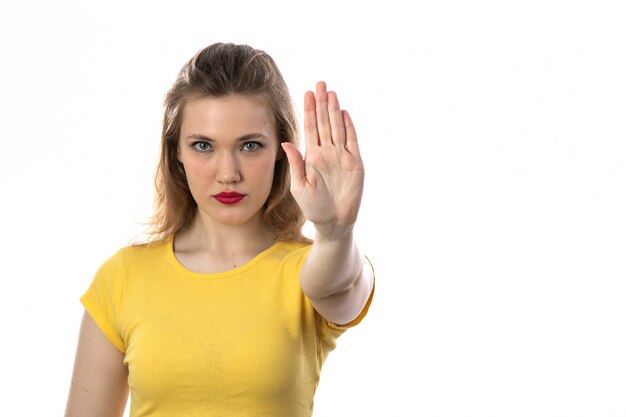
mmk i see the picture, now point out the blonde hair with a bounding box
[144,43,310,244]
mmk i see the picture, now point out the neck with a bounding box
[175,210,277,257]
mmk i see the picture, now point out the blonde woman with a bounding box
[65,42,375,417]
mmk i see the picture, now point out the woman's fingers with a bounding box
[343,110,360,156]
[281,142,306,189]
[304,81,352,150]
[315,81,333,145]
[328,91,346,147]
[304,90,320,148]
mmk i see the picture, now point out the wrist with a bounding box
[313,223,354,244]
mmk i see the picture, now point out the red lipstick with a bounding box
[213,191,245,205]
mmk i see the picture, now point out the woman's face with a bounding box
[177,94,280,229]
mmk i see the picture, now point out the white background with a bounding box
[1,0,625,416]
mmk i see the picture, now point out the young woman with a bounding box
[65,42,375,417]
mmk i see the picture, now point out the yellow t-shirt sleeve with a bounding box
[80,250,127,353]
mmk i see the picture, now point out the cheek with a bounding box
[181,162,210,190]
[182,157,209,176]
[246,157,276,183]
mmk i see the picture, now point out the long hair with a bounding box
[145,43,310,244]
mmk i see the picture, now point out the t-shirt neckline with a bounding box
[165,237,284,280]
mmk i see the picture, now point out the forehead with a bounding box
[180,94,276,137]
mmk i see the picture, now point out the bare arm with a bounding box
[301,232,374,325]
[65,310,129,417]
[282,81,374,326]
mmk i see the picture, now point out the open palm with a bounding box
[282,82,365,238]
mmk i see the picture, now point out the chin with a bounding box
[204,207,263,227]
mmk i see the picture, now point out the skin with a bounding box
[282,82,374,324]
[64,312,128,417]
[64,82,374,416]
[173,94,281,272]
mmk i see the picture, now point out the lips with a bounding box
[213,191,246,205]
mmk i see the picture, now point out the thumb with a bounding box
[281,142,305,190]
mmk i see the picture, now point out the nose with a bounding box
[216,152,241,184]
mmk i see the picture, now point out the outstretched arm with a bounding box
[282,81,374,326]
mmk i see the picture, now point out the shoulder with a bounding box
[98,239,170,272]
[260,240,313,273]
[271,239,312,259]
[276,239,312,252]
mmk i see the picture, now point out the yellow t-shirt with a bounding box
[80,238,374,417]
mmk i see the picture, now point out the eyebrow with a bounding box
[185,133,269,142]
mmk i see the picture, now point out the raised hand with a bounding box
[281,81,364,240]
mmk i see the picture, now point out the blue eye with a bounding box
[242,142,262,152]
[192,141,212,152]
